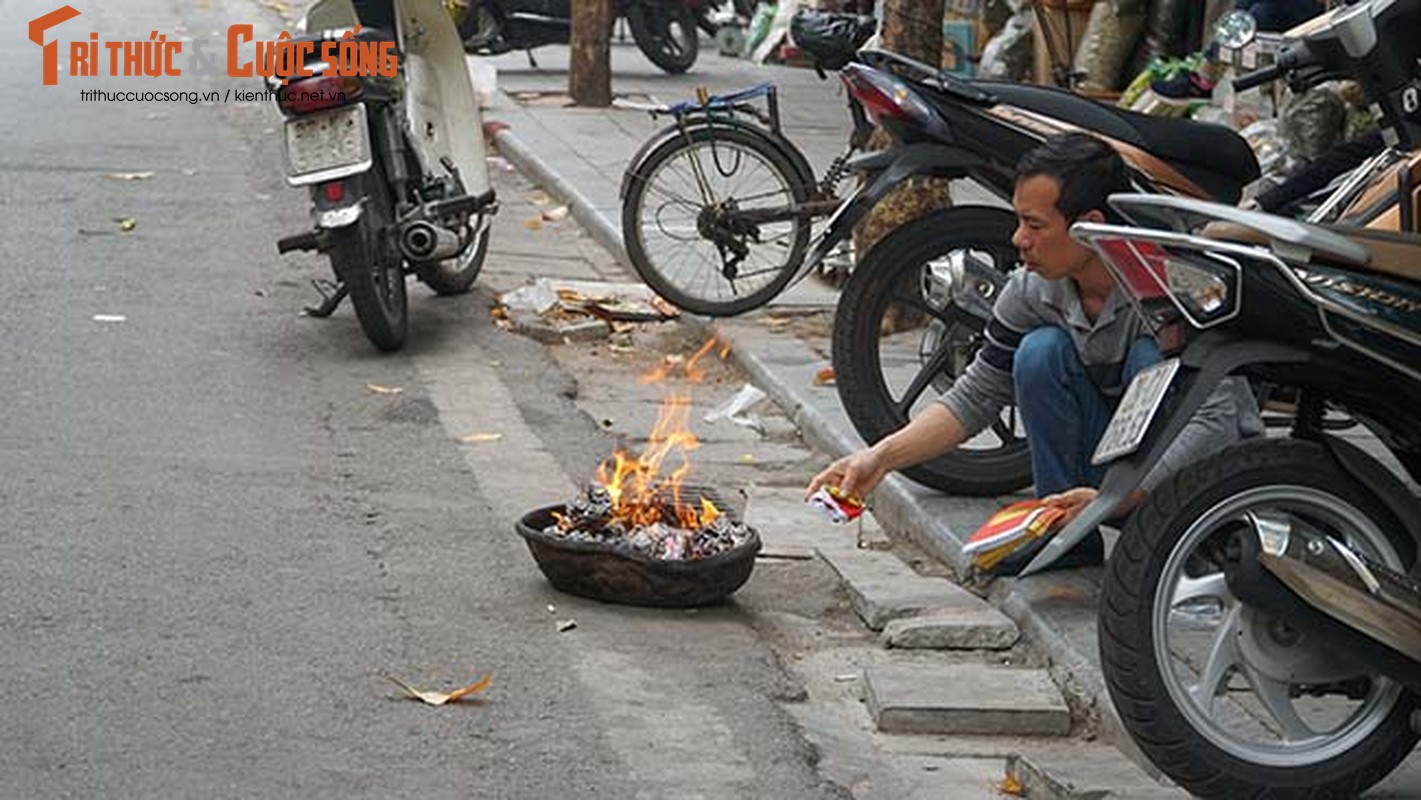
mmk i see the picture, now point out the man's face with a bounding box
[1011,175,1099,281]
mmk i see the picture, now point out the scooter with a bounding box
[455,0,699,74]
[1038,2,1421,794]
[272,0,497,351]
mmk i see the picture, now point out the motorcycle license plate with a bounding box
[1091,357,1181,466]
[284,104,372,185]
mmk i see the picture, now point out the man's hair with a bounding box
[1015,133,1130,221]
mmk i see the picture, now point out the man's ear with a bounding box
[1076,209,1107,225]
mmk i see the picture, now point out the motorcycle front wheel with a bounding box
[831,206,1032,496]
[1100,438,1419,799]
[628,3,698,74]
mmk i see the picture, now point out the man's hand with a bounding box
[806,449,888,502]
[1041,487,1098,526]
[1042,487,1147,526]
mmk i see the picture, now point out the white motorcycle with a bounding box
[273,0,497,351]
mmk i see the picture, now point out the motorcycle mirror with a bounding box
[1214,9,1258,50]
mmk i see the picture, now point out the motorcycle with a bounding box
[1034,1,1421,794]
[453,0,699,74]
[272,0,497,351]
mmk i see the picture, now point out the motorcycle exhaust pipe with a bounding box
[400,220,462,262]
[1225,519,1421,694]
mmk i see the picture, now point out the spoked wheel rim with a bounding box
[876,245,1024,453]
[643,7,695,63]
[634,139,804,306]
[1152,485,1406,767]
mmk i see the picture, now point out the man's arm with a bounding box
[806,403,969,499]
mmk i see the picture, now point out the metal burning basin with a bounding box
[516,485,760,608]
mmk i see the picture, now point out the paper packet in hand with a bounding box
[808,486,864,524]
[963,499,1068,572]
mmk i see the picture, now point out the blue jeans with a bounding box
[1014,327,1161,498]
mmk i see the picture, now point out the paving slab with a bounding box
[881,608,1020,651]
[1006,746,1188,800]
[820,547,996,632]
[864,659,1071,737]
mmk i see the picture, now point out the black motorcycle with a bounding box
[1028,2,1421,794]
[456,0,699,74]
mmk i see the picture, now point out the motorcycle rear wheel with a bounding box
[328,169,408,352]
[628,3,698,74]
[1100,438,1419,799]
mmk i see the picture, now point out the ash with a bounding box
[545,485,751,560]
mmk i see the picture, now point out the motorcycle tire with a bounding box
[1100,438,1419,800]
[328,169,408,352]
[832,206,1032,496]
[622,124,811,316]
[417,224,491,296]
[628,3,698,74]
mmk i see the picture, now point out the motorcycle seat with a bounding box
[978,81,1259,203]
[1204,221,1421,283]
[1323,226,1421,283]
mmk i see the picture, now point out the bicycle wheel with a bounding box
[622,124,812,317]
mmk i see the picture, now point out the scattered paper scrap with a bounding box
[704,383,768,435]
[115,216,138,232]
[457,432,503,444]
[833,674,857,682]
[997,773,1024,796]
[546,604,557,614]
[104,172,154,181]
[556,618,577,633]
[528,190,552,206]
[381,672,491,706]
[813,367,835,386]
[541,205,570,222]
[93,314,127,323]
[365,384,404,395]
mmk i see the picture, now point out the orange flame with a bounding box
[592,337,728,531]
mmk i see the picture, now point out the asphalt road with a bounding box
[0,1,844,796]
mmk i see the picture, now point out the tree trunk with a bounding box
[848,0,953,273]
[570,0,613,107]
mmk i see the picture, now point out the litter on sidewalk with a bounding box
[494,279,680,343]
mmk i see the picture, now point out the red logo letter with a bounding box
[29,5,81,86]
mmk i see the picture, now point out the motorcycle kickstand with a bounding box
[303,278,348,317]
[525,49,538,69]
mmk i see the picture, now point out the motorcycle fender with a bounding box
[619,117,815,201]
[1322,435,1421,568]
[800,143,985,276]
[311,180,366,230]
[1017,333,1315,577]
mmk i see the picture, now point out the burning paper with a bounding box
[543,338,753,561]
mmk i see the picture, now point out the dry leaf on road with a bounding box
[525,217,544,231]
[557,619,577,633]
[365,384,404,395]
[382,673,491,706]
[997,773,1024,796]
[114,216,138,232]
[813,367,835,386]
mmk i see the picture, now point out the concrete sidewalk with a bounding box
[477,40,1118,742]
[473,42,1420,794]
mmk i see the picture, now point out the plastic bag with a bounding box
[704,383,769,435]
[743,3,777,58]
[978,9,1033,81]
[1073,2,1146,92]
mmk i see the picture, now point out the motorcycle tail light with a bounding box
[838,63,949,140]
[279,74,363,115]
[1094,238,1240,329]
